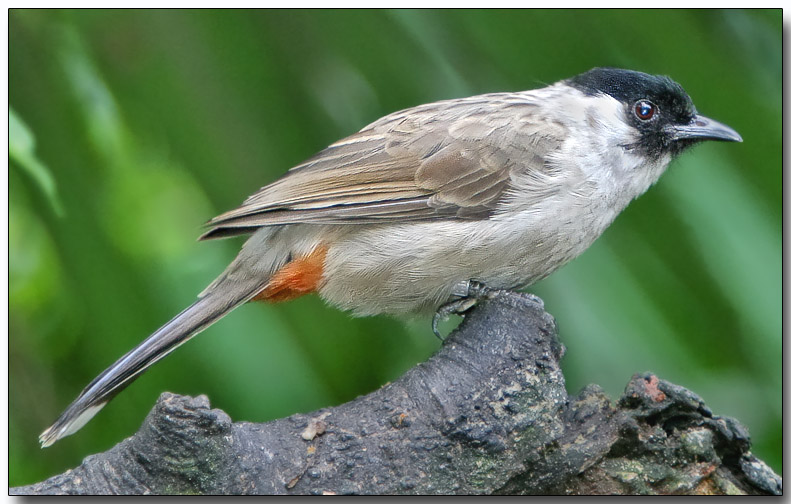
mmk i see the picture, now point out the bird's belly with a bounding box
[318,204,614,316]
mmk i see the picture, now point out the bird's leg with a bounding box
[432,280,494,340]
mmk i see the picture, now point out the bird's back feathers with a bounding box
[201,92,566,239]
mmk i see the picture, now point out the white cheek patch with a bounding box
[553,88,591,123]
[585,94,636,143]
[591,94,625,124]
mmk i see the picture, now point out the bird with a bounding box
[39,67,742,447]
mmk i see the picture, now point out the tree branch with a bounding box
[12,291,781,495]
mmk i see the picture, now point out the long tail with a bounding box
[39,277,268,448]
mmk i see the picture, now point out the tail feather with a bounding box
[39,278,268,448]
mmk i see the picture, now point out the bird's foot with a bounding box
[432,280,494,340]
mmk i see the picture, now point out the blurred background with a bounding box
[9,9,781,486]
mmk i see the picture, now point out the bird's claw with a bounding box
[432,280,494,340]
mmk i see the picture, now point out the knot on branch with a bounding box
[132,393,234,491]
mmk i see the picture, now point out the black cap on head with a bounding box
[568,67,702,157]
[568,67,696,122]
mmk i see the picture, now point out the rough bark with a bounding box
[12,290,782,495]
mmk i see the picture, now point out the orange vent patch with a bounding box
[253,245,328,303]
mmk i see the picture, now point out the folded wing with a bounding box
[201,93,562,240]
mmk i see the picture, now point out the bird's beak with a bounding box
[667,114,743,143]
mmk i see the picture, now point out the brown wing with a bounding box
[200,92,563,240]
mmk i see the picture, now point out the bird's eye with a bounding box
[635,100,656,121]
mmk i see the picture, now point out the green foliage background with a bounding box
[9,9,781,487]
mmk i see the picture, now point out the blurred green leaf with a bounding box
[9,108,64,216]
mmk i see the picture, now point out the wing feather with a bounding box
[201,92,563,240]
